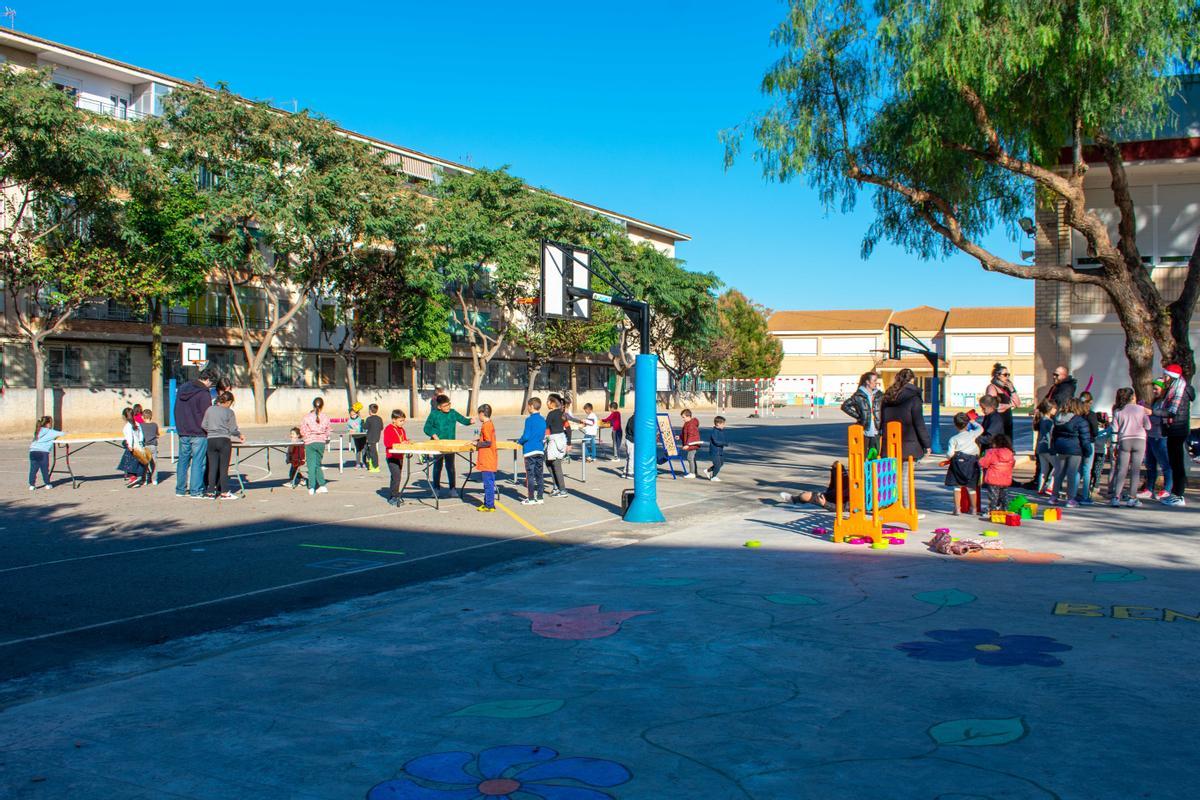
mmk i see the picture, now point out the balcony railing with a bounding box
[73,304,270,330]
[74,96,149,122]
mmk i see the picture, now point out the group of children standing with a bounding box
[28,405,164,492]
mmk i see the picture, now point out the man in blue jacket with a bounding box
[173,368,217,498]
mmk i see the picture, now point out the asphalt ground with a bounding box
[0,408,904,696]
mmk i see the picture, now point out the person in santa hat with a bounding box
[1160,363,1195,507]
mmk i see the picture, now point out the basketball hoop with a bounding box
[516,296,538,305]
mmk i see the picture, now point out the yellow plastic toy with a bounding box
[989,510,1008,523]
[833,421,919,546]
[1026,502,1039,516]
[1043,508,1062,522]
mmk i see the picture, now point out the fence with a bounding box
[715,378,779,417]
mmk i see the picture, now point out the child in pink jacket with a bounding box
[977,433,1015,517]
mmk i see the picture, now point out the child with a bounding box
[1108,387,1150,507]
[364,403,384,473]
[544,394,569,497]
[944,412,981,515]
[679,408,701,478]
[132,403,145,425]
[1050,398,1092,507]
[120,407,147,488]
[301,397,332,495]
[140,409,160,486]
[1076,391,1102,504]
[560,397,578,462]
[974,395,1005,452]
[601,402,623,461]
[346,404,366,469]
[474,404,498,512]
[1035,400,1057,494]
[286,427,306,488]
[977,432,1015,515]
[423,394,472,496]
[382,409,409,506]
[518,397,547,505]
[202,390,244,499]
[29,416,63,490]
[582,403,599,462]
[623,413,636,480]
[703,416,727,482]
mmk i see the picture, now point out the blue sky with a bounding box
[26,0,1033,312]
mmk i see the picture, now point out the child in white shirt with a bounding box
[582,403,599,462]
[945,412,982,515]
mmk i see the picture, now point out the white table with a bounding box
[51,437,127,488]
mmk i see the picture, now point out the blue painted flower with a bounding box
[896,628,1071,667]
[368,745,632,799]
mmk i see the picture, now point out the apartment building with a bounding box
[1034,76,1200,413]
[0,29,689,430]
[769,305,1035,409]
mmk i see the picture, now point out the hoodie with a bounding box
[517,412,547,457]
[978,447,1015,487]
[174,380,213,437]
[1048,376,1077,409]
[1050,411,1091,456]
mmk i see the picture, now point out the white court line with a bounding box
[0,497,709,648]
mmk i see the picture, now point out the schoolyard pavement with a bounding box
[1,440,1197,799]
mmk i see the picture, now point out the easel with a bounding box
[833,421,919,544]
[657,412,688,478]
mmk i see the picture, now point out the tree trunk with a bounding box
[342,354,358,409]
[522,362,538,409]
[251,367,269,423]
[569,357,578,403]
[31,337,46,420]
[150,300,164,423]
[408,360,418,419]
[468,364,484,415]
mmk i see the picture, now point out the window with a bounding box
[820,336,876,356]
[448,360,467,389]
[421,360,439,387]
[356,358,378,387]
[208,348,244,383]
[449,310,492,343]
[269,352,302,386]
[947,335,1009,356]
[916,376,945,405]
[781,337,817,356]
[107,347,132,384]
[319,357,336,386]
[389,360,409,387]
[48,346,82,385]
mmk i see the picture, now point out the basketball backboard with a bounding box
[181,341,207,365]
[540,240,591,320]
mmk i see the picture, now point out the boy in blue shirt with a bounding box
[703,416,727,482]
[517,396,548,505]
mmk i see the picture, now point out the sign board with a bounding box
[181,342,207,365]
[657,413,679,458]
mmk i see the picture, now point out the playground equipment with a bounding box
[832,421,919,545]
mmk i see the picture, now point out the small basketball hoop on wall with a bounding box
[180,341,207,366]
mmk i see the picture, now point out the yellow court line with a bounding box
[495,501,547,538]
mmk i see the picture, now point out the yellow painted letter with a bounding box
[1112,606,1158,621]
[1053,602,1104,617]
[1164,609,1200,623]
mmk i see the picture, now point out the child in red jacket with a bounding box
[977,433,1015,516]
[679,408,701,478]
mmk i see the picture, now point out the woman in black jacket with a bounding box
[881,368,931,461]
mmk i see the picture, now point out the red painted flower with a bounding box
[512,605,655,640]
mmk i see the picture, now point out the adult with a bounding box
[1161,363,1195,507]
[881,368,930,461]
[985,363,1020,441]
[1024,366,1076,489]
[1108,387,1150,506]
[430,385,446,415]
[173,367,217,498]
[840,371,883,453]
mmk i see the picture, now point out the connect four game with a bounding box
[864,457,899,512]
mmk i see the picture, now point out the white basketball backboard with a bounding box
[181,341,207,365]
[540,240,591,320]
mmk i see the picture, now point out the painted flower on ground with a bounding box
[896,628,1071,667]
[368,745,632,799]
[512,605,654,640]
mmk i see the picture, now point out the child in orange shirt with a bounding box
[474,403,498,512]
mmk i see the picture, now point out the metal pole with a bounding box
[930,361,943,454]
[624,353,665,523]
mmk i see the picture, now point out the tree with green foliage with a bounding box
[705,289,783,379]
[320,194,451,412]
[725,0,1200,397]
[149,84,400,421]
[0,66,152,417]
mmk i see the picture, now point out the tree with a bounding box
[150,84,399,421]
[705,289,784,379]
[725,0,1200,398]
[0,66,148,417]
[320,193,451,411]
[118,173,211,421]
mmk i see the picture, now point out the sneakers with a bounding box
[703,468,713,480]
[316,485,329,494]
[367,466,381,473]
[521,498,539,506]
[1108,497,1122,507]
[387,497,405,506]
[309,487,316,495]
[1124,498,1141,508]
[476,504,495,513]
[683,472,696,479]
[1065,499,1079,508]
[28,485,35,491]
[1162,495,1186,507]
[1039,487,1053,496]
[220,492,241,500]
[1136,489,1153,500]
[551,490,569,498]
[710,476,722,482]
[1154,490,1171,501]
[779,491,795,504]
[1078,496,1093,505]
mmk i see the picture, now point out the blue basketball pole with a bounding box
[624,353,665,523]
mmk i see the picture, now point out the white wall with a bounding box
[781,337,817,355]
[948,335,1010,356]
[821,336,875,355]
[1070,325,1200,411]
